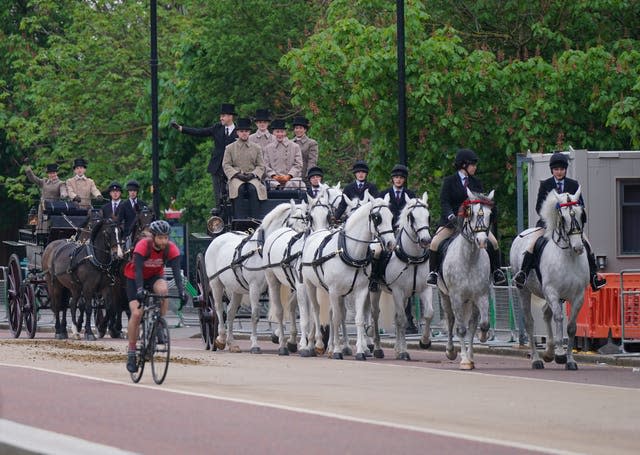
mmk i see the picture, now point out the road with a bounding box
[1,318,639,455]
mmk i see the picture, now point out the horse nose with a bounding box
[385,238,396,251]
[419,236,431,249]
[573,244,584,255]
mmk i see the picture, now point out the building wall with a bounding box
[526,149,640,273]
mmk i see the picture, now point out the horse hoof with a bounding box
[397,352,411,361]
[367,343,374,352]
[214,338,226,350]
[459,360,474,370]
[315,347,325,356]
[554,354,567,364]
[565,362,579,371]
[84,333,96,341]
[364,349,372,357]
[287,342,298,353]
[532,360,545,369]
[109,330,123,339]
[445,349,457,361]
[299,349,311,358]
[73,333,81,340]
[98,328,106,339]
[373,349,384,359]
[419,339,432,349]
[271,334,279,344]
[332,352,344,360]
[355,353,367,361]
[278,347,289,356]
[542,352,554,363]
[229,345,242,353]
[250,346,262,354]
[342,346,353,356]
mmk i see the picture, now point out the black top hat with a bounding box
[351,160,369,173]
[73,158,88,169]
[292,116,310,129]
[107,181,123,192]
[219,103,237,115]
[307,166,324,178]
[126,180,140,190]
[390,164,409,178]
[236,117,252,131]
[254,109,271,122]
[46,163,59,173]
[270,119,286,130]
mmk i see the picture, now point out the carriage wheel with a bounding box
[195,253,215,350]
[21,283,38,339]
[151,317,171,385]
[7,254,24,338]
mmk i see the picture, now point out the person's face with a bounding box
[551,167,567,180]
[110,189,122,200]
[293,125,306,137]
[237,129,251,140]
[463,163,477,176]
[74,166,86,176]
[392,175,406,187]
[47,171,57,179]
[274,129,287,142]
[153,234,169,250]
[128,189,138,199]
[309,175,322,186]
[219,114,234,125]
[256,120,269,131]
[354,171,367,181]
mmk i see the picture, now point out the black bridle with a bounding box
[552,200,584,248]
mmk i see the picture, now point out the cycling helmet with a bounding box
[454,149,478,169]
[549,152,569,169]
[149,220,171,236]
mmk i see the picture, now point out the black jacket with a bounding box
[335,180,379,220]
[438,173,483,227]
[378,187,416,226]
[535,176,584,227]
[181,123,237,175]
[119,198,148,237]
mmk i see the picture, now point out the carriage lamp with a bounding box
[207,215,224,235]
[28,208,38,226]
[596,255,607,270]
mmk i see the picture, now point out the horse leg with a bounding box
[418,286,434,349]
[392,288,410,360]
[328,291,343,359]
[519,290,543,369]
[295,284,312,356]
[476,293,490,343]
[211,279,227,350]
[84,296,96,341]
[249,286,263,354]
[564,292,584,370]
[226,292,243,353]
[340,296,352,356]
[307,284,325,357]
[440,293,456,361]
[551,298,567,364]
[286,290,298,353]
[266,276,285,355]
[454,299,474,370]
[353,287,371,361]
[370,291,384,358]
[60,307,69,339]
[541,301,556,363]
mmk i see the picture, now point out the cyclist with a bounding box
[124,220,187,372]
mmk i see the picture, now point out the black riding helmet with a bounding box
[390,164,408,178]
[549,152,569,169]
[454,149,478,170]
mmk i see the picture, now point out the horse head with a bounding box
[306,191,332,231]
[370,194,396,251]
[284,200,309,234]
[132,207,154,243]
[91,218,125,263]
[541,186,585,254]
[399,191,431,249]
[460,188,495,249]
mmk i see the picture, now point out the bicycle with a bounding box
[129,293,171,384]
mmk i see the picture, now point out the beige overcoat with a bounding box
[25,166,68,234]
[249,130,276,151]
[66,175,102,209]
[222,139,267,200]
[293,134,318,180]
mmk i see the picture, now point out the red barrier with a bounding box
[568,273,640,340]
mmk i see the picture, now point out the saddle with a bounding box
[531,235,549,284]
[434,235,456,275]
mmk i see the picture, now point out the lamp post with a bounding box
[150,0,160,216]
[396,0,407,166]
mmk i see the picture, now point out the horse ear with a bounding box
[421,191,429,205]
[383,192,390,203]
[466,187,474,199]
[487,189,495,200]
[403,192,410,203]
[574,185,582,201]
[334,182,341,189]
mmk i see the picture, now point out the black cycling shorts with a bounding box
[126,276,164,302]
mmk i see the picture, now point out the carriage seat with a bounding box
[43,200,88,216]
[266,189,307,200]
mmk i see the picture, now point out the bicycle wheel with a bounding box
[129,321,146,383]
[7,254,23,338]
[151,317,170,384]
[22,283,38,339]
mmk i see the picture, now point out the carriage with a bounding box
[192,184,310,350]
[2,201,106,338]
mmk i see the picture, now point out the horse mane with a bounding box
[261,202,294,228]
[90,219,105,243]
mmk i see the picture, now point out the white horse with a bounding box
[437,189,495,370]
[510,187,589,370]
[370,192,433,360]
[205,201,308,353]
[262,191,333,356]
[300,196,396,360]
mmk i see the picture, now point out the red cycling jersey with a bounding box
[123,239,181,280]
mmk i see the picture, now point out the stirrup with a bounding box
[591,275,607,291]
[492,269,507,286]
[512,270,527,289]
[426,272,438,285]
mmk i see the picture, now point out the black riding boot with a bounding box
[426,250,439,285]
[513,251,535,289]
[586,250,607,291]
[487,244,507,286]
